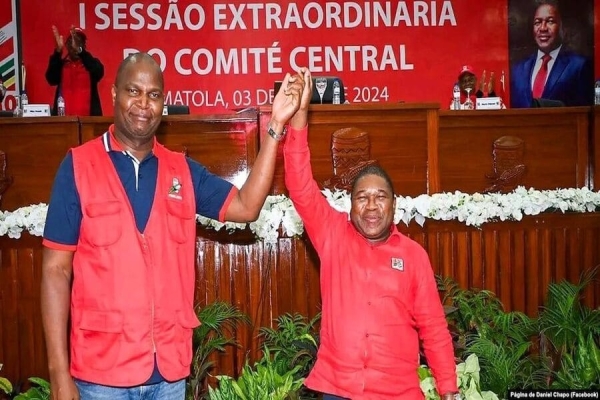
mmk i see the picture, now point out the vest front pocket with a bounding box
[166,199,195,244]
[176,310,201,367]
[83,201,123,247]
[79,310,124,371]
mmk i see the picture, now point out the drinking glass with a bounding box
[464,88,474,110]
[315,77,327,104]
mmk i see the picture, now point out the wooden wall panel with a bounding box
[0,235,47,385]
[79,113,259,186]
[438,108,591,193]
[593,106,599,190]
[0,117,80,210]
[259,104,437,197]
[2,210,599,384]
[195,232,322,378]
[0,240,19,382]
[421,216,600,314]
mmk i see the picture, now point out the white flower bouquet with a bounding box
[1,187,599,242]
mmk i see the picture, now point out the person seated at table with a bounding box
[450,66,504,109]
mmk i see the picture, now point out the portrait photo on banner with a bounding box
[508,0,594,108]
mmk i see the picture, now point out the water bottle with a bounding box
[332,80,341,104]
[13,95,22,117]
[595,80,600,105]
[452,83,461,110]
[21,91,28,106]
[57,94,66,116]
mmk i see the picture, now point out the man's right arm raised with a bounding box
[283,69,343,252]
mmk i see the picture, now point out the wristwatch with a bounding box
[267,124,287,141]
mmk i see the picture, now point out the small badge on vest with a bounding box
[391,257,404,271]
[168,177,182,200]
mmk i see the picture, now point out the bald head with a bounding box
[115,52,163,89]
[111,52,165,148]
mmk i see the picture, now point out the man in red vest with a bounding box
[41,53,307,399]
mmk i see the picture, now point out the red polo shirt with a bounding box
[283,126,458,399]
[61,58,91,116]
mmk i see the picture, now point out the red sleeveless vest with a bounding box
[70,133,199,385]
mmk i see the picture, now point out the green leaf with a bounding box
[417,366,432,380]
[0,377,13,394]
[28,377,50,392]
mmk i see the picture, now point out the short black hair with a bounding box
[534,0,562,19]
[535,0,559,9]
[351,164,395,197]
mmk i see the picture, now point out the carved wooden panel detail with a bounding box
[0,151,13,207]
[323,127,378,191]
[485,136,527,193]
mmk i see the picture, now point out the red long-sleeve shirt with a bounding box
[283,126,458,399]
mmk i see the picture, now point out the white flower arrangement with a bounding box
[0,203,47,239]
[2,187,600,243]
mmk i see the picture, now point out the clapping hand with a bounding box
[52,25,64,53]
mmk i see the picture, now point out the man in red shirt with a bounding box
[284,69,460,400]
[45,25,104,116]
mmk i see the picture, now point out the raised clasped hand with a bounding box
[271,70,307,129]
[290,68,312,129]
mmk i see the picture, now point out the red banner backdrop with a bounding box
[21,1,509,114]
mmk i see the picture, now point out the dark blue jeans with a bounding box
[323,395,349,400]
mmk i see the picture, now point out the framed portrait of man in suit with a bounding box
[508,0,594,108]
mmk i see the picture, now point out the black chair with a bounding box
[166,105,190,115]
[274,76,345,104]
[531,98,565,108]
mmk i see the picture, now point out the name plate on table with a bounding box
[476,97,502,110]
[23,104,51,117]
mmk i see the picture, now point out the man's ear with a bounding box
[111,85,117,105]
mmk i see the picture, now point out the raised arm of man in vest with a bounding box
[41,248,79,400]
[222,71,307,222]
